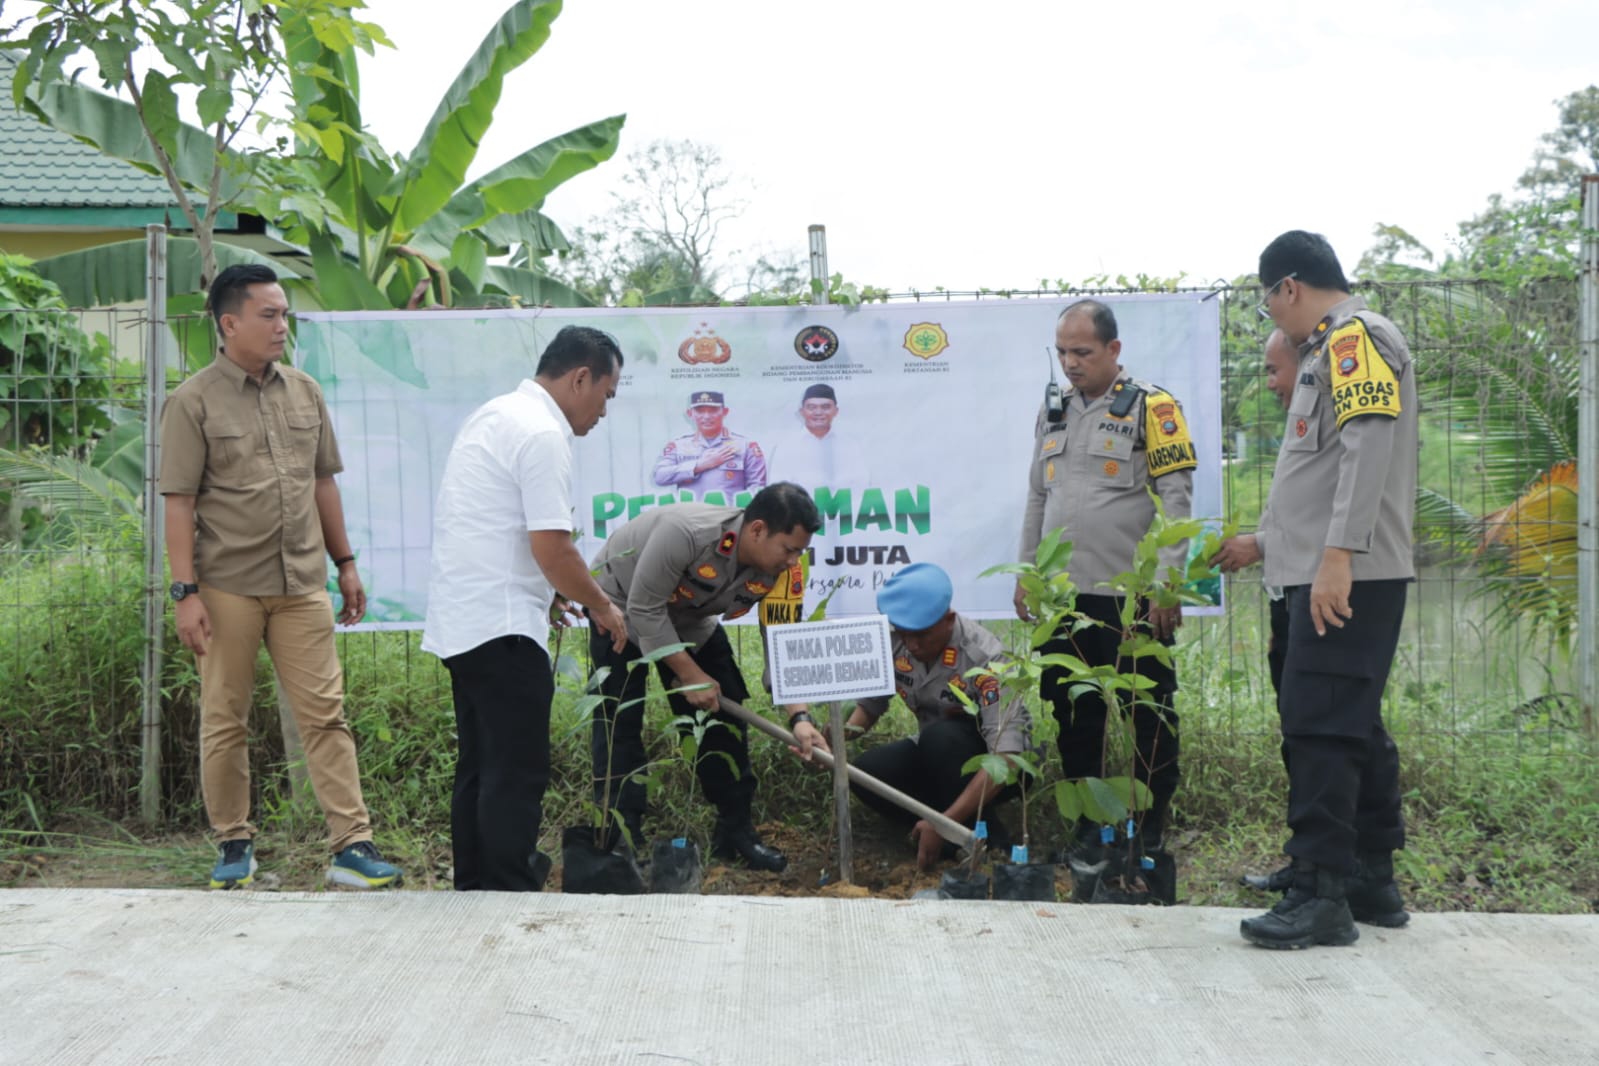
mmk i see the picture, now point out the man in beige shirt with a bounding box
[159,264,400,891]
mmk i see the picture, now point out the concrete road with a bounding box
[2,889,1595,1065]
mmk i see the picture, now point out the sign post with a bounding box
[768,615,895,884]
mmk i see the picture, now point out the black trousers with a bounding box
[1279,580,1407,873]
[851,716,1019,829]
[589,624,756,826]
[1268,595,1290,774]
[1041,593,1180,831]
[443,635,553,892]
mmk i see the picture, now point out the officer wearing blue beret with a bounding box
[652,391,768,499]
[840,563,1034,869]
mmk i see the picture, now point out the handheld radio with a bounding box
[1043,346,1065,422]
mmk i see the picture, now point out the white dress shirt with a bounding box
[421,380,575,659]
[767,425,871,491]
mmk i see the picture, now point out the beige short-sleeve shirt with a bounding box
[158,354,343,596]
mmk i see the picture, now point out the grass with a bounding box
[1,541,1595,911]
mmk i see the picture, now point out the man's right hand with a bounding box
[674,669,721,711]
[692,444,737,474]
[175,597,212,656]
[1012,581,1033,622]
[1210,533,1263,573]
[589,597,629,653]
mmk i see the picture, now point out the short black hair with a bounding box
[745,482,822,535]
[1258,231,1350,293]
[1059,298,1118,344]
[536,325,624,380]
[208,264,280,330]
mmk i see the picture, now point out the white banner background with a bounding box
[295,296,1222,629]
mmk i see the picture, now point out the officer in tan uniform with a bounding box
[842,563,1034,869]
[652,390,767,499]
[588,482,824,871]
[1014,299,1195,853]
[1239,230,1416,950]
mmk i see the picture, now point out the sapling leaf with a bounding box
[1104,776,1155,813]
[1054,779,1083,824]
[1083,777,1130,824]
[630,641,695,667]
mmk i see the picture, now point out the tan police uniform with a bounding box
[1265,295,1416,873]
[849,615,1034,837]
[856,615,1033,755]
[1019,375,1196,592]
[1016,372,1197,846]
[587,504,786,828]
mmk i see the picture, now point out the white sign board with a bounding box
[766,616,895,704]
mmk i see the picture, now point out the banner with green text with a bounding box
[295,296,1222,629]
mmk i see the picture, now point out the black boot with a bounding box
[711,815,786,873]
[1239,859,1359,950]
[1240,861,1295,893]
[1346,851,1410,928]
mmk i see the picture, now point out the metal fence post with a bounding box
[808,224,829,305]
[140,225,168,825]
[1578,175,1598,746]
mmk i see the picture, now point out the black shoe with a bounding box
[1346,851,1410,928]
[711,817,787,873]
[1240,860,1359,950]
[1241,862,1294,893]
[529,850,553,891]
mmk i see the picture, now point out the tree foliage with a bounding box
[3,0,390,288]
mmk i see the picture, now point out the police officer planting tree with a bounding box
[588,482,825,872]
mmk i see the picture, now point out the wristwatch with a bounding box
[169,581,199,602]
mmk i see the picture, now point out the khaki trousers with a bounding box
[197,586,372,852]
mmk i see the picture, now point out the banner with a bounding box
[294,296,1222,628]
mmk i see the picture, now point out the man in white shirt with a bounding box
[422,325,629,891]
[766,383,871,491]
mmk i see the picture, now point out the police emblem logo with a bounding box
[977,675,1001,706]
[794,325,839,362]
[1295,418,1308,438]
[941,647,957,667]
[748,442,762,457]
[788,562,804,596]
[1103,439,1116,451]
[1153,402,1180,436]
[902,322,950,360]
[677,323,732,365]
[725,603,752,619]
[894,656,912,674]
[697,564,719,579]
[1103,460,1120,476]
[1338,355,1359,375]
[725,470,736,480]
[716,532,737,556]
[745,581,771,596]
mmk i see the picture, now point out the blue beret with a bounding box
[876,563,953,631]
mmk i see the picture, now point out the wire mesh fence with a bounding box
[0,277,1588,827]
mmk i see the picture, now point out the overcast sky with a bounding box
[349,0,1598,292]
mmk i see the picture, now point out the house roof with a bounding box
[0,51,235,228]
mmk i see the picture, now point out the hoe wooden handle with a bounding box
[718,696,979,850]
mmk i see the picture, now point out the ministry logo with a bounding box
[794,325,840,362]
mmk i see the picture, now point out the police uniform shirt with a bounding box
[1018,374,1197,594]
[591,504,784,656]
[855,615,1033,754]
[652,431,768,496]
[1261,297,1417,588]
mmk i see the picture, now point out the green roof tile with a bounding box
[0,51,186,212]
